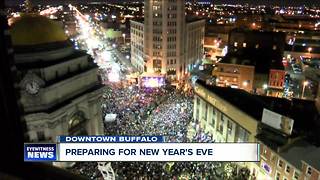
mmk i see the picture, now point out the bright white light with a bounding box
[108,70,120,82]
[242,81,248,87]
[112,44,117,48]
[126,55,130,59]
[263,84,268,89]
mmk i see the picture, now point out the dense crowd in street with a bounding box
[69,79,239,179]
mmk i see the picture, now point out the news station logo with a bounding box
[24,144,57,161]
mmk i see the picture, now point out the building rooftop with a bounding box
[221,48,285,73]
[196,79,320,144]
[186,16,205,23]
[279,139,320,171]
[130,18,144,24]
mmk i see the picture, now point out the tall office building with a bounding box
[131,0,205,80]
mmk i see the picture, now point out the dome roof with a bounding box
[10,14,68,46]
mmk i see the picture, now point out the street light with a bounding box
[308,47,312,53]
[302,80,309,99]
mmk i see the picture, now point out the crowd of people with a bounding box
[69,82,238,179]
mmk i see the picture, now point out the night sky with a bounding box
[5,0,320,7]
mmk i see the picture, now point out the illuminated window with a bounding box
[243,43,247,47]
[234,42,238,47]
[255,44,259,48]
[227,120,233,135]
[273,45,277,50]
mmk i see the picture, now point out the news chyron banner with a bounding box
[24,136,260,162]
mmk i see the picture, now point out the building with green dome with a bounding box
[10,14,104,148]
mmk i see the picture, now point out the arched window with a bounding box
[68,111,87,135]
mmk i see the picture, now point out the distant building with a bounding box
[130,0,205,80]
[9,14,104,143]
[216,29,286,93]
[268,69,286,97]
[194,79,320,180]
[130,19,144,72]
[212,63,254,92]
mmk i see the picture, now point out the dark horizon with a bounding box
[4,0,320,7]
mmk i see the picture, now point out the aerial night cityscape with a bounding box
[0,0,320,179]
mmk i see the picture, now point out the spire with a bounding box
[24,0,33,13]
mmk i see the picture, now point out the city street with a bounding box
[65,6,245,180]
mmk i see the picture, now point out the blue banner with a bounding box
[58,135,164,143]
[24,144,57,161]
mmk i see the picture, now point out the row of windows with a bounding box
[152,5,161,11]
[153,44,162,49]
[153,51,161,57]
[168,13,177,18]
[167,59,176,65]
[167,51,176,57]
[167,36,176,42]
[131,24,143,31]
[269,81,283,87]
[153,59,162,69]
[196,97,250,143]
[168,21,177,26]
[153,36,162,41]
[131,30,143,37]
[168,29,176,34]
[233,42,278,50]
[168,5,177,10]
[153,29,162,34]
[153,21,162,26]
[153,13,162,18]
[167,44,176,49]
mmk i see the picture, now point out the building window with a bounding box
[218,115,225,133]
[197,97,200,105]
[236,125,249,142]
[306,166,312,176]
[271,153,276,162]
[278,159,283,168]
[255,44,259,48]
[227,120,233,135]
[196,108,200,121]
[243,43,247,47]
[285,165,290,174]
[211,108,216,126]
[234,42,238,47]
[293,171,300,180]
[37,131,45,141]
[264,148,267,155]
[273,45,277,50]
[276,171,281,180]
[204,103,208,121]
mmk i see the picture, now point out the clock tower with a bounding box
[10,14,104,143]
